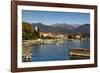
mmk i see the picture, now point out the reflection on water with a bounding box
[31,40,90,62]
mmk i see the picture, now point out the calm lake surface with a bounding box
[31,40,90,62]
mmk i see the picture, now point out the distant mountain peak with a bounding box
[71,24,80,28]
[23,21,90,35]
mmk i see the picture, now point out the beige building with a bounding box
[40,32,65,38]
[75,35,81,39]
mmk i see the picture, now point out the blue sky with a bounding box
[22,10,90,25]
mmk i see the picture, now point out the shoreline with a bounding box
[22,38,89,46]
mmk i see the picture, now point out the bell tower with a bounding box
[35,25,38,32]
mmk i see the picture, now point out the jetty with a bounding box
[69,48,90,60]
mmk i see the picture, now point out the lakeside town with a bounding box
[22,10,90,62]
[22,23,90,62]
[22,24,89,46]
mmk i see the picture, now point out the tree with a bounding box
[22,22,41,40]
[22,22,33,40]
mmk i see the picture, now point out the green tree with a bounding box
[22,22,40,40]
[22,22,33,40]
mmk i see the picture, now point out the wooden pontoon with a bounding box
[69,48,90,60]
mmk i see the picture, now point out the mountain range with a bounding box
[31,22,90,35]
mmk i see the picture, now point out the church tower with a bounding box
[35,25,39,32]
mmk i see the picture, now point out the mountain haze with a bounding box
[23,22,90,35]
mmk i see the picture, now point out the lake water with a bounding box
[31,40,90,62]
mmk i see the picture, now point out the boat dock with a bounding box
[69,48,90,60]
